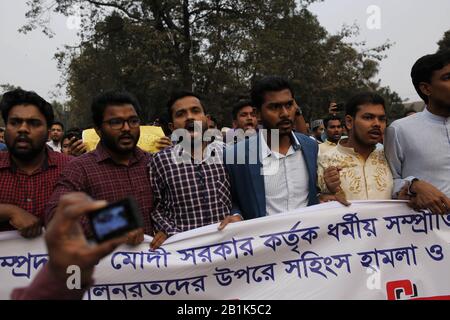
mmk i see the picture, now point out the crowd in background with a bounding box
[1,50,449,299]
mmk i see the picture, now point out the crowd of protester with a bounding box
[1,50,449,299]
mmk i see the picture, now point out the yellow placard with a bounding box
[82,128,100,152]
[137,126,166,153]
[82,126,165,153]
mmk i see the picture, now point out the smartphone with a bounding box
[88,197,143,243]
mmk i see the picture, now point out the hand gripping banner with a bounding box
[1,201,449,300]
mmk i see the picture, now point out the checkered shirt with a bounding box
[149,142,232,237]
[45,143,154,236]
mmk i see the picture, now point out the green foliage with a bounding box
[21,0,401,128]
[370,84,405,124]
[0,84,21,94]
[438,30,450,53]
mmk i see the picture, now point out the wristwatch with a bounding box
[408,178,420,196]
[232,213,244,220]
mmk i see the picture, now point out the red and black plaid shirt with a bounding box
[45,143,154,235]
[0,149,71,232]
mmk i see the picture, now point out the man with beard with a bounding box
[232,99,258,132]
[311,119,325,143]
[319,116,343,155]
[318,92,394,200]
[45,91,153,245]
[149,91,241,249]
[0,89,71,237]
[225,99,258,144]
[226,77,320,220]
[385,51,450,214]
[47,121,64,152]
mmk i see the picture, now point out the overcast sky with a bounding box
[1,0,450,103]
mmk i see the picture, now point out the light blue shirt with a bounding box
[0,143,7,151]
[384,108,450,198]
[260,131,309,215]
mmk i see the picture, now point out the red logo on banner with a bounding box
[386,280,450,300]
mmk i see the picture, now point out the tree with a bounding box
[438,30,450,52]
[369,83,405,123]
[57,12,180,127]
[22,0,401,128]
[51,100,69,126]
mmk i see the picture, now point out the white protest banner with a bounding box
[1,201,450,300]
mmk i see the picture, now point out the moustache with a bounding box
[14,135,32,144]
[368,129,382,135]
[185,121,203,131]
[118,134,134,140]
[185,121,195,131]
[277,120,293,127]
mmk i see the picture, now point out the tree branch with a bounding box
[85,0,144,22]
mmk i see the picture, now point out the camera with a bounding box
[88,197,143,243]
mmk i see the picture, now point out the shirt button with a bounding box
[26,198,32,202]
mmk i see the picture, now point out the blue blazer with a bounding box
[225,132,319,220]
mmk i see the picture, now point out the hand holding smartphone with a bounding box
[329,102,345,115]
[88,197,143,243]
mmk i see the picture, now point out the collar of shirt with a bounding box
[323,140,337,147]
[422,107,450,124]
[336,138,377,159]
[260,130,301,160]
[173,140,225,163]
[93,141,146,165]
[47,140,61,150]
[309,135,323,144]
[0,147,58,173]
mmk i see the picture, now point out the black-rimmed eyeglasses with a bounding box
[103,117,141,130]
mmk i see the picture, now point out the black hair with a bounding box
[345,92,386,118]
[62,133,72,142]
[166,91,204,122]
[0,89,54,127]
[411,50,450,104]
[66,127,83,141]
[232,99,253,120]
[67,127,82,134]
[155,114,172,136]
[51,121,64,131]
[91,90,141,128]
[207,115,218,125]
[324,115,343,129]
[251,76,294,110]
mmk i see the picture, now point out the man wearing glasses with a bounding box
[45,91,153,245]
